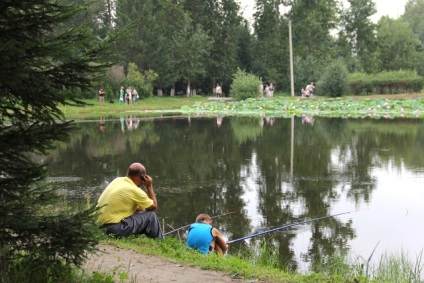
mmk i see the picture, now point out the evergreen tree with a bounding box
[236,20,255,73]
[252,0,289,90]
[0,0,116,280]
[184,0,242,94]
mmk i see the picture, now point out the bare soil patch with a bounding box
[83,244,266,283]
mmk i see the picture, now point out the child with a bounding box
[187,213,227,255]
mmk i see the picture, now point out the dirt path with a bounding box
[83,244,258,283]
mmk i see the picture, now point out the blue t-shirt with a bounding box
[187,222,213,254]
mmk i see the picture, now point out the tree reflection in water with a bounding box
[42,116,424,274]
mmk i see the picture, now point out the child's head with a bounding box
[195,213,212,224]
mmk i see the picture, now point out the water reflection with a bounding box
[43,116,424,274]
[301,114,315,126]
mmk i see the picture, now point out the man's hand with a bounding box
[142,175,153,188]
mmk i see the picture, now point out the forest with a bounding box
[70,0,424,98]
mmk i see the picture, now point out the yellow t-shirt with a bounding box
[97,177,154,224]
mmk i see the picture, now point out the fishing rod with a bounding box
[163,211,236,236]
[227,210,353,244]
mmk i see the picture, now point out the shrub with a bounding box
[126,63,158,99]
[230,68,261,100]
[348,70,424,95]
[317,60,349,97]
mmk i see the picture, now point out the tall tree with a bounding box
[0,0,116,280]
[174,24,213,96]
[402,0,424,76]
[339,0,378,73]
[60,0,114,39]
[402,0,424,44]
[284,0,339,60]
[376,17,420,71]
[184,0,242,94]
[236,20,255,73]
[252,0,290,90]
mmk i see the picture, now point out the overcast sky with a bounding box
[238,0,407,24]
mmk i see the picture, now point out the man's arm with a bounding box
[142,175,158,211]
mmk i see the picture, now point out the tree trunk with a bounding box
[157,88,163,97]
[170,83,175,97]
[186,80,191,97]
[106,0,113,30]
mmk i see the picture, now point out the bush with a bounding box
[126,63,158,99]
[230,68,261,100]
[348,70,424,95]
[317,60,349,97]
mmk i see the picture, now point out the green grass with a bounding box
[96,235,424,283]
[60,96,209,120]
[100,236,335,283]
[59,94,424,120]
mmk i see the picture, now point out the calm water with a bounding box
[44,115,424,273]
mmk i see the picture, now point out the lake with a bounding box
[43,115,424,274]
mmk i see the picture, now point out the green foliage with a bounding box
[230,118,263,144]
[376,17,420,72]
[371,250,423,282]
[317,60,349,97]
[182,96,424,119]
[339,0,378,73]
[229,69,261,100]
[126,63,158,99]
[288,0,339,61]
[103,236,424,282]
[293,56,320,92]
[0,0,115,281]
[349,70,424,95]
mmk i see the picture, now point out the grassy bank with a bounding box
[101,236,355,283]
[60,96,208,120]
[99,236,423,283]
[60,94,424,120]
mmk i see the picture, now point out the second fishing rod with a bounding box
[164,211,235,236]
[227,210,354,244]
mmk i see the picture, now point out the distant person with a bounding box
[265,84,270,98]
[215,84,222,98]
[98,88,105,105]
[132,88,139,105]
[258,82,264,98]
[306,82,315,98]
[125,87,132,105]
[269,83,274,97]
[187,213,227,256]
[96,163,163,239]
[119,86,125,106]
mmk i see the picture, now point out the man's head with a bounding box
[195,213,212,224]
[127,163,146,185]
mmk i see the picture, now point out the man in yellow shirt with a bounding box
[97,163,163,239]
